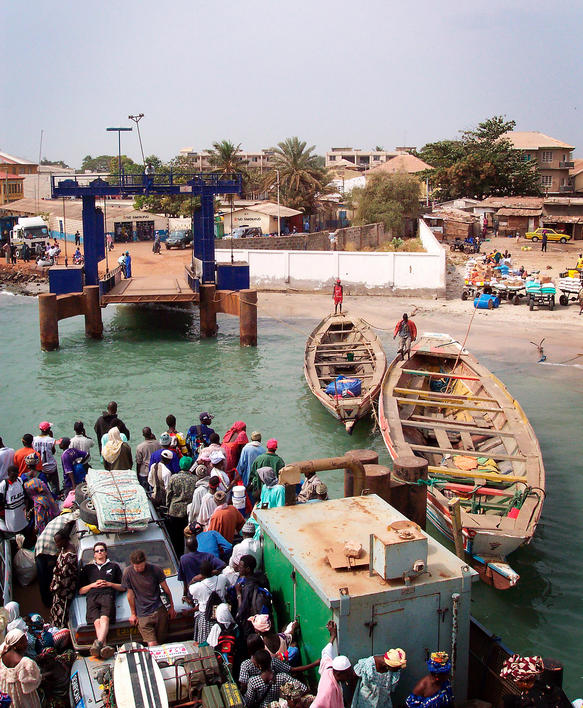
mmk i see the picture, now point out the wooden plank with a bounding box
[434,428,453,449]
[448,498,465,559]
[315,360,373,365]
[428,465,527,484]
[394,397,503,414]
[460,432,475,450]
[412,444,525,462]
[394,387,498,404]
[402,369,481,382]
[404,418,515,438]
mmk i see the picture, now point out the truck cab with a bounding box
[10,216,50,257]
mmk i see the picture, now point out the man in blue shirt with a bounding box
[149,433,180,475]
[178,535,225,602]
[196,529,232,561]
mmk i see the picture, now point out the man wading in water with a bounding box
[393,313,417,361]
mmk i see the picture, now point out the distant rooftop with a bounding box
[0,172,24,180]
[503,131,574,150]
[367,153,432,175]
[0,151,37,165]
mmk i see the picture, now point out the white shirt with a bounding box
[0,478,26,532]
[211,467,229,492]
[231,538,261,569]
[188,574,227,612]
[32,435,57,473]
[148,461,172,491]
[69,435,94,460]
[0,447,15,482]
[188,481,209,525]
[196,492,218,528]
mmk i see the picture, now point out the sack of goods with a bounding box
[325,376,362,397]
[558,276,582,294]
[86,468,150,532]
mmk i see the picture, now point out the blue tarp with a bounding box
[325,376,362,397]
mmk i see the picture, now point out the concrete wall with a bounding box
[216,219,445,296]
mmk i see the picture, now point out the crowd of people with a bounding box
[0,403,562,708]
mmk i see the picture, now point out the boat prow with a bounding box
[304,313,386,433]
[379,332,545,589]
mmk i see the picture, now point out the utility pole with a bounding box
[276,169,281,237]
[128,113,145,165]
[106,126,132,189]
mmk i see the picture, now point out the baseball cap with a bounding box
[159,432,171,445]
[266,438,278,450]
[39,421,53,432]
[210,450,226,465]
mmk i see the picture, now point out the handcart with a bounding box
[525,280,556,311]
[557,272,582,306]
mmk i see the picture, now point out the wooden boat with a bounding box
[304,313,387,433]
[379,333,545,589]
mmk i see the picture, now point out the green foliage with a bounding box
[207,140,246,175]
[352,172,421,232]
[108,155,142,176]
[264,137,331,214]
[40,158,69,168]
[241,167,264,200]
[418,116,542,200]
[81,155,115,172]
[133,154,199,217]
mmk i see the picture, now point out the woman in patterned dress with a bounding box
[48,530,78,628]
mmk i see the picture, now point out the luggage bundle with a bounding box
[86,468,150,532]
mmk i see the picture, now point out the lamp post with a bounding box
[276,169,281,237]
[128,113,145,165]
[106,126,132,188]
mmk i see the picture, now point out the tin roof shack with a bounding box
[255,495,477,703]
[423,208,478,242]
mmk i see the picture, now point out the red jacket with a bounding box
[394,319,417,340]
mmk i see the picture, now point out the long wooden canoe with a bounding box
[379,333,545,589]
[304,313,387,433]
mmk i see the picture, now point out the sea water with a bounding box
[0,294,582,695]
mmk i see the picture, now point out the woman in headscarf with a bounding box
[23,474,59,536]
[499,654,553,707]
[35,647,76,708]
[258,467,285,509]
[206,603,238,668]
[0,628,42,708]
[221,422,248,477]
[101,426,132,471]
[48,530,78,629]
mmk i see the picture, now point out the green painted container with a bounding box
[255,495,476,703]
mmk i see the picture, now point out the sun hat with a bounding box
[210,450,226,465]
[315,483,328,496]
[384,648,407,669]
[159,432,171,446]
[39,422,53,432]
[266,438,278,450]
[251,431,261,441]
[332,655,351,671]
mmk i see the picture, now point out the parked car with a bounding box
[226,226,263,239]
[68,507,193,652]
[525,227,570,243]
[165,229,193,249]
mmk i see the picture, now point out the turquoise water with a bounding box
[0,294,581,695]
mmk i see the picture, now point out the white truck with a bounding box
[10,216,50,256]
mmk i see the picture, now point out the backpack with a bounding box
[249,584,272,617]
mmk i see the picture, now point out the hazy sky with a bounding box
[2,0,582,168]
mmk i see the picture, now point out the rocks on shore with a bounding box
[0,264,49,296]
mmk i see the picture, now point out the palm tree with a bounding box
[206,140,245,176]
[265,137,331,213]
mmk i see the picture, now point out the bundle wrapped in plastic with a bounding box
[325,376,362,397]
[86,468,150,532]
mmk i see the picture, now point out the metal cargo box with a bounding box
[255,495,477,703]
[49,265,85,295]
[217,263,250,291]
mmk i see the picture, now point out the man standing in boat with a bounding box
[393,313,417,361]
[333,279,343,314]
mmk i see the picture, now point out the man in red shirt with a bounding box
[13,434,41,477]
[393,313,417,361]
[332,279,343,315]
[207,492,245,544]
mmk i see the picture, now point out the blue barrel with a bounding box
[473,293,500,309]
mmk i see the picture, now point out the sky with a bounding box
[2,0,582,168]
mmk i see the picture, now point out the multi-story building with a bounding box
[325,147,400,170]
[503,131,574,195]
[0,172,24,205]
[178,147,274,171]
[0,151,38,176]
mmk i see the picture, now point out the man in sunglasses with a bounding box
[79,542,124,659]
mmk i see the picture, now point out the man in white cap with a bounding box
[231,520,261,570]
[209,449,230,492]
[352,648,406,707]
[312,621,356,708]
[148,432,180,475]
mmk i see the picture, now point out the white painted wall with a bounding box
[215,219,446,294]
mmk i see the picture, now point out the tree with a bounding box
[264,137,331,214]
[241,167,264,200]
[206,140,246,175]
[40,158,69,168]
[81,155,115,172]
[133,154,199,217]
[418,116,541,200]
[352,172,421,232]
[374,145,384,151]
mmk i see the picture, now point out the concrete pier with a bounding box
[38,293,59,351]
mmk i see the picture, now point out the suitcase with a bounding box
[220,681,244,708]
[202,684,224,708]
[199,646,220,683]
